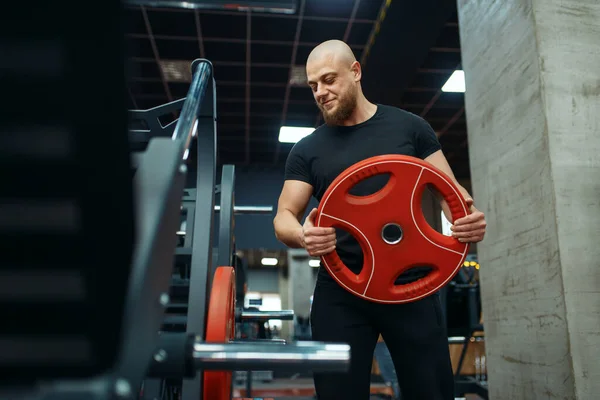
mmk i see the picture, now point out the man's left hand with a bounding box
[451,198,486,243]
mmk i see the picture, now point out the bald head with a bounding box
[307,40,357,68]
[305,40,363,126]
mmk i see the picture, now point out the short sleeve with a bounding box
[414,116,442,159]
[284,143,312,184]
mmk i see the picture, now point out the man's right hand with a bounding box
[298,208,337,257]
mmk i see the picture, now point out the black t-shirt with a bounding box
[284,104,442,281]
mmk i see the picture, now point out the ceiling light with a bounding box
[441,70,465,93]
[309,259,320,267]
[261,257,278,266]
[278,126,315,143]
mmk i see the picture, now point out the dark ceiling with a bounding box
[125,0,471,180]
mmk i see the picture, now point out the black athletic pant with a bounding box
[310,276,454,400]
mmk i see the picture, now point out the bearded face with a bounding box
[306,51,361,126]
[317,82,358,126]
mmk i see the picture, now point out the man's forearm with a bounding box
[440,200,452,223]
[274,210,304,248]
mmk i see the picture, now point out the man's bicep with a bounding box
[425,150,472,201]
[424,150,458,181]
[277,180,313,222]
[414,116,442,159]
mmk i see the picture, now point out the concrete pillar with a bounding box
[457,0,600,398]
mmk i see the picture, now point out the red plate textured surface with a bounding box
[203,266,236,400]
[316,154,470,304]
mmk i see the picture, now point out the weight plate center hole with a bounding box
[382,223,403,245]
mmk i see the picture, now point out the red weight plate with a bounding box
[315,154,470,304]
[203,266,236,400]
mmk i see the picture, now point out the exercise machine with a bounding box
[0,2,350,399]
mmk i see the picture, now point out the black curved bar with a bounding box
[179,59,218,400]
[172,60,213,160]
[217,165,235,268]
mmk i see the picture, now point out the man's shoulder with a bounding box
[292,123,330,148]
[287,125,322,160]
[378,104,426,124]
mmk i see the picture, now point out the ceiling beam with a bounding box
[193,10,215,162]
[140,6,173,103]
[130,95,316,106]
[218,112,459,121]
[419,62,461,118]
[272,0,306,165]
[315,0,361,128]
[437,107,465,138]
[126,6,376,24]
[314,0,373,129]
[434,129,466,136]
[198,61,293,68]
[344,0,362,45]
[128,87,138,109]
[193,10,206,58]
[219,80,287,87]
[245,11,252,165]
[420,91,442,118]
[217,98,315,105]
[128,57,287,68]
[126,33,366,50]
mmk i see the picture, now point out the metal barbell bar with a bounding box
[192,340,351,372]
[214,205,273,214]
[147,333,351,378]
[239,309,294,321]
[162,309,295,326]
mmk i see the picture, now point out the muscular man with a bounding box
[273,40,486,400]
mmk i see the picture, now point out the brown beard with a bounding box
[319,87,357,126]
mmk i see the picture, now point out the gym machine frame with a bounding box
[149,165,295,399]
[214,164,296,398]
[7,58,348,400]
[129,60,349,400]
[212,164,295,323]
[5,1,348,398]
[172,178,292,325]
